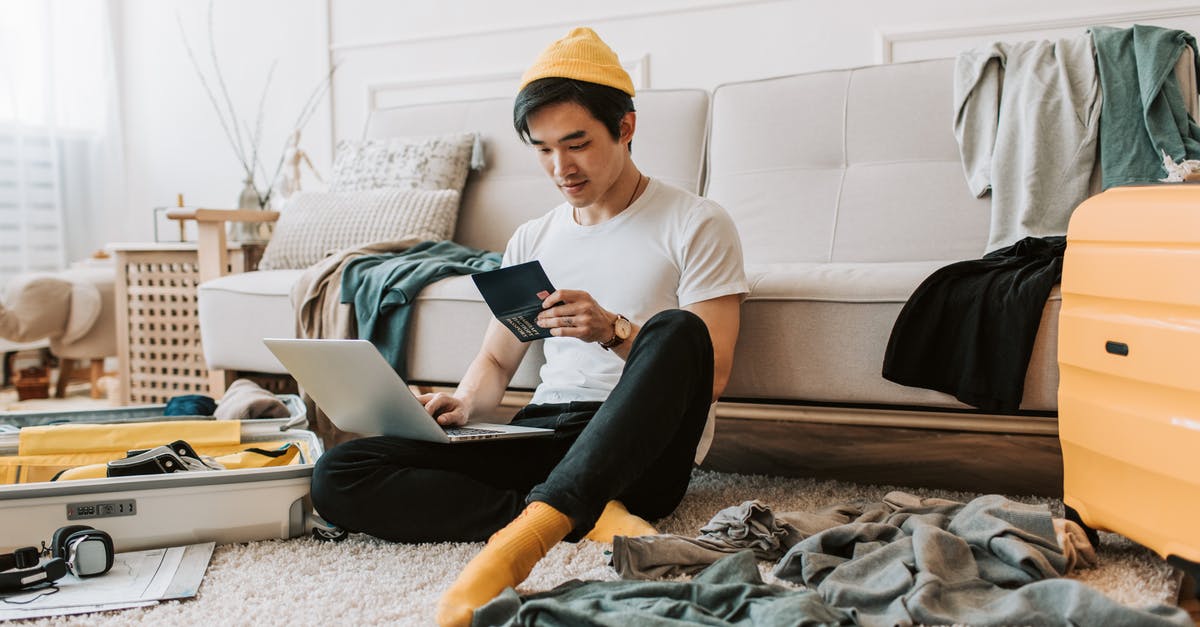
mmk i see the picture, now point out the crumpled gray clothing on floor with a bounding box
[608,499,811,579]
[605,493,1183,627]
[473,551,856,627]
[771,494,1184,626]
[611,492,958,580]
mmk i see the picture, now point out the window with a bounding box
[0,0,123,286]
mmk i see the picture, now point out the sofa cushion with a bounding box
[725,261,1058,411]
[329,132,477,193]
[706,59,990,265]
[197,270,545,387]
[747,261,950,302]
[258,189,461,270]
[364,89,710,253]
[198,269,305,373]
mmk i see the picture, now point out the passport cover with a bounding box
[471,260,557,342]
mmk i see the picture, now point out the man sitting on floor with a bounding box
[309,26,747,626]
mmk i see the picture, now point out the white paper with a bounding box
[0,601,157,621]
[0,542,215,621]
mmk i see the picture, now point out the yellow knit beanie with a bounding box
[519,27,635,96]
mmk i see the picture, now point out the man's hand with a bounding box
[535,289,615,343]
[417,392,469,427]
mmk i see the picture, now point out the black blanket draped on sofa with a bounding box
[881,235,1066,413]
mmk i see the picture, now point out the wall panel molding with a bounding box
[877,4,1200,63]
[330,0,789,51]
[364,55,650,112]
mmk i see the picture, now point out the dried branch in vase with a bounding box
[177,0,336,209]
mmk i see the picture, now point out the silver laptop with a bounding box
[263,338,553,443]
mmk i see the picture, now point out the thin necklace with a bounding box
[575,174,646,225]
[625,174,645,210]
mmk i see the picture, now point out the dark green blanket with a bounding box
[340,240,501,378]
[1091,24,1200,188]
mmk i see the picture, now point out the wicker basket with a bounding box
[13,366,50,401]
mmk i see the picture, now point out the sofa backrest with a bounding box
[705,58,991,265]
[365,89,710,253]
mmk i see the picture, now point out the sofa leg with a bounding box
[89,359,105,399]
[2,351,13,387]
[55,358,75,398]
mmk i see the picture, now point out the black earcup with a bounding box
[0,557,67,592]
[50,525,95,558]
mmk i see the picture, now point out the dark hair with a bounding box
[513,78,635,151]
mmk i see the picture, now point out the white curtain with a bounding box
[0,0,126,287]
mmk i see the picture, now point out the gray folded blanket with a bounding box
[214,378,290,420]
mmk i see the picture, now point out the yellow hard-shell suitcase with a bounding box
[1058,184,1200,587]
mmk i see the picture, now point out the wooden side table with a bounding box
[109,242,262,405]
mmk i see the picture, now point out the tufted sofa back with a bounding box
[705,58,991,265]
[365,89,711,253]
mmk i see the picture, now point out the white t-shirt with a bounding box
[502,178,748,406]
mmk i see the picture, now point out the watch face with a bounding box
[615,316,632,339]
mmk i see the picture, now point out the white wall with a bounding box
[116,0,1200,241]
[118,0,330,241]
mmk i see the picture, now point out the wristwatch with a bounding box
[599,314,632,350]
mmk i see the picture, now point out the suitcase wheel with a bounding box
[1064,505,1100,550]
[312,525,350,542]
[1167,556,1200,601]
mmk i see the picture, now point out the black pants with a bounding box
[309,309,714,543]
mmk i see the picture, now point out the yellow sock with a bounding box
[436,501,573,627]
[583,500,658,543]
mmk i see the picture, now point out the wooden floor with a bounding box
[700,417,1064,497]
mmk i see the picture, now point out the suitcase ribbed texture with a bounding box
[1059,184,1200,567]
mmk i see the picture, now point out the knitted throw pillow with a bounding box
[257,189,461,270]
[329,133,477,193]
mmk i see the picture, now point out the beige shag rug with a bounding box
[8,469,1186,626]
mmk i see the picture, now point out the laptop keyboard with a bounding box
[443,426,501,437]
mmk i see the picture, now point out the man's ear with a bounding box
[619,111,637,146]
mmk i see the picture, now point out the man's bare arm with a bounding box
[683,294,743,402]
[419,319,530,426]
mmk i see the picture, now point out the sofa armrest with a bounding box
[166,208,280,285]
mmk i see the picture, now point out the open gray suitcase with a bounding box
[0,396,324,552]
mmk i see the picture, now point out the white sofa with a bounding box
[198,58,1063,439]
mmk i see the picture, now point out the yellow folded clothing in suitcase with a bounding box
[1,420,302,484]
[1059,184,1200,584]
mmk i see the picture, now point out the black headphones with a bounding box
[0,526,114,592]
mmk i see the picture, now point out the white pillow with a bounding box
[258,189,461,270]
[329,133,477,193]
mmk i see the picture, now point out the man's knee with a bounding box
[643,309,711,350]
[309,442,369,521]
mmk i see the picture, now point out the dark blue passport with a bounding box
[472,260,557,341]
